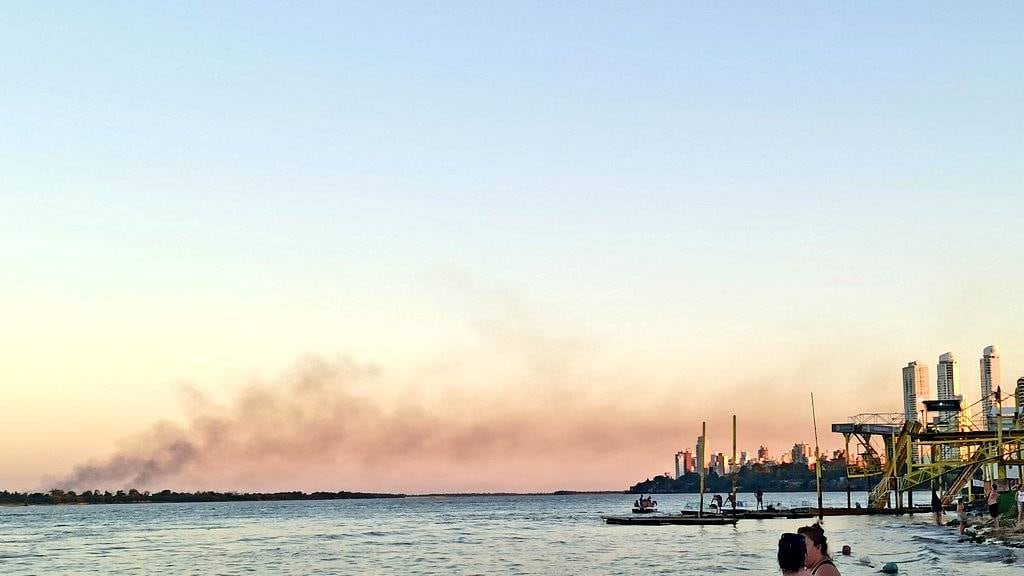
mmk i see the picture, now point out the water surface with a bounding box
[1,492,1018,574]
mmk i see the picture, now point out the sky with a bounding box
[2,2,1023,493]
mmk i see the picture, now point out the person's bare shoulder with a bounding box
[817,564,841,576]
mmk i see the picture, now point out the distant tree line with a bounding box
[629,462,871,494]
[0,489,405,506]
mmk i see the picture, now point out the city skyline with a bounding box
[901,345,1023,432]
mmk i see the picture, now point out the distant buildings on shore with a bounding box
[674,450,695,478]
[902,360,929,424]
[671,441,841,479]
[901,345,1023,438]
[980,345,1001,431]
[668,344,1024,479]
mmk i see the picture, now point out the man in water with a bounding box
[986,483,1000,525]
[956,497,967,535]
[1016,482,1024,528]
[931,486,943,526]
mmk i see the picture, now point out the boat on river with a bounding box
[631,496,658,513]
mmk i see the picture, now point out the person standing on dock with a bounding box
[755,487,764,510]
[798,523,839,576]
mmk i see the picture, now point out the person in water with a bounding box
[931,486,943,526]
[798,523,839,576]
[756,487,765,510]
[986,483,1000,525]
[956,497,967,535]
[1016,481,1024,528]
[778,533,808,575]
[726,490,737,512]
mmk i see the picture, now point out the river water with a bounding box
[1,492,1019,574]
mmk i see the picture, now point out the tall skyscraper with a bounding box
[936,352,969,426]
[708,453,720,475]
[674,450,696,478]
[979,345,1001,430]
[791,443,810,466]
[1016,377,1024,412]
[757,445,770,462]
[936,352,967,460]
[902,361,930,423]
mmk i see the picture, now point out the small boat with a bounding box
[631,496,658,514]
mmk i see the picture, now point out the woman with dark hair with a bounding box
[778,533,808,575]
[798,523,839,575]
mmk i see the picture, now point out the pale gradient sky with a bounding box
[2,2,1023,493]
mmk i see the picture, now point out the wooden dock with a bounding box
[674,509,814,520]
[603,505,935,525]
[602,515,738,526]
[808,505,932,516]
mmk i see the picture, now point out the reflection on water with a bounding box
[0,492,1019,574]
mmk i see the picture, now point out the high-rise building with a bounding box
[791,443,810,466]
[980,345,1001,430]
[1017,377,1024,412]
[710,452,725,476]
[936,352,967,460]
[902,361,930,423]
[739,450,748,466]
[674,450,696,478]
[757,445,770,462]
[936,352,966,426]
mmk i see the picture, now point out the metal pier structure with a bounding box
[833,399,1024,510]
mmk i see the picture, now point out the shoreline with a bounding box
[951,513,1024,549]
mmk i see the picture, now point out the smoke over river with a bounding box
[56,355,694,491]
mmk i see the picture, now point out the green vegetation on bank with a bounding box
[629,462,870,494]
[0,489,405,505]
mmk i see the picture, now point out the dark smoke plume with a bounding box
[56,354,687,491]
